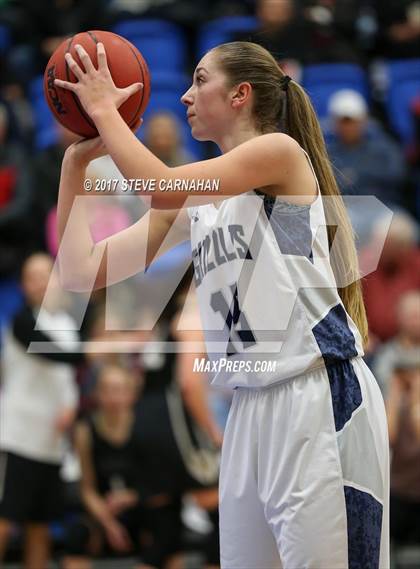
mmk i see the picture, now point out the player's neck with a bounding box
[217,124,262,154]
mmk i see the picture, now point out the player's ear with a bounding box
[231,82,252,109]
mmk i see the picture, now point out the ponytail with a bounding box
[212,42,369,346]
[285,79,368,346]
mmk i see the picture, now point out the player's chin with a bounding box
[190,126,209,142]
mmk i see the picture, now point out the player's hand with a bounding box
[54,42,143,118]
[65,114,143,165]
[54,407,76,433]
[65,135,108,166]
[104,520,132,552]
[105,489,139,515]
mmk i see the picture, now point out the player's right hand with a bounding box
[66,136,108,166]
[66,118,143,167]
[105,520,132,552]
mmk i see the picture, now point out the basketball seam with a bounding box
[65,34,96,132]
[118,35,147,125]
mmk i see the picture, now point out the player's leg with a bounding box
[0,451,32,563]
[25,457,65,569]
[349,357,390,568]
[188,487,220,569]
[0,518,13,561]
[261,360,389,568]
[258,369,349,568]
[23,523,51,569]
[219,388,282,569]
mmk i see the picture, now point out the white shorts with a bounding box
[219,357,389,569]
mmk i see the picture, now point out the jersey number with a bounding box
[210,284,256,356]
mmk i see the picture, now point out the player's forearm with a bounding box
[82,487,116,529]
[179,363,222,445]
[57,152,104,291]
[92,106,171,199]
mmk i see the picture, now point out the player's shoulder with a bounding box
[249,132,300,151]
[236,132,302,164]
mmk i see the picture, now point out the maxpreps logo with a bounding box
[47,66,67,115]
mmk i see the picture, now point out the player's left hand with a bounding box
[54,42,143,119]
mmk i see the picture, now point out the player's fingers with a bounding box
[54,78,78,93]
[125,82,143,98]
[64,52,84,81]
[97,42,108,71]
[74,44,96,73]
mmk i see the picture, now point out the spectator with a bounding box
[302,0,368,64]
[328,89,406,205]
[234,0,306,79]
[373,290,420,397]
[0,252,83,568]
[64,365,184,569]
[385,354,420,547]
[361,212,420,343]
[326,89,406,244]
[375,0,420,59]
[32,123,80,252]
[0,102,34,278]
[6,0,106,83]
[143,112,196,167]
[132,269,221,568]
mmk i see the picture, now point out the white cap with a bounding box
[328,89,368,120]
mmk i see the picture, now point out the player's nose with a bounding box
[181,85,194,106]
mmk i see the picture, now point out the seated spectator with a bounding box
[302,0,368,64]
[234,0,306,79]
[327,89,406,206]
[373,290,420,397]
[5,0,106,83]
[361,212,420,343]
[0,102,34,278]
[0,252,83,568]
[143,112,196,166]
[32,123,80,252]
[63,364,183,569]
[133,271,220,569]
[375,0,420,59]
[385,354,420,546]
[326,89,407,245]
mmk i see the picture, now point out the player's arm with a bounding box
[56,43,302,209]
[93,108,298,209]
[57,143,190,292]
[75,421,115,527]
[171,297,223,448]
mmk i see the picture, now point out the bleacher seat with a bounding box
[302,63,369,119]
[197,16,258,58]
[112,19,187,73]
[385,59,420,144]
[144,71,189,121]
[0,23,11,54]
[0,278,23,342]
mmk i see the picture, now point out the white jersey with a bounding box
[187,152,364,389]
[0,308,79,463]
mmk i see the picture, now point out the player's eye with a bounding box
[196,76,204,84]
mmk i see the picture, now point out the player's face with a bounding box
[181,51,233,142]
[97,369,135,413]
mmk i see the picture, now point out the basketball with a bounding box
[44,30,150,138]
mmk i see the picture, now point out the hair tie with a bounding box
[281,75,292,91]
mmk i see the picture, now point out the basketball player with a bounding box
[55,41,389,568]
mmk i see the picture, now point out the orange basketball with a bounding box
[44,30,150,138]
